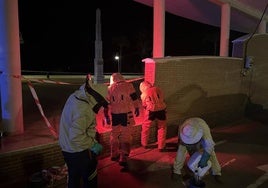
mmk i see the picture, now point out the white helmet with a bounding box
[180,118,203,144]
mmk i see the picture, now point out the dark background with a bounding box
[18,0,245,74]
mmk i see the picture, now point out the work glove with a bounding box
[134,108,140,117]
[90,142,103,155]
[198,150,210,168]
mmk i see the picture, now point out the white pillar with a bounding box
[258,20,267,33]
[153,0,165,58]
[0,0,24,135]
[220,3,230,57]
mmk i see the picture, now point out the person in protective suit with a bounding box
[107,73,140,167]
[172,117,222,183]
[59,74,109,188]
[139,80,167,152]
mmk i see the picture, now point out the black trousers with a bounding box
[62,149,98,188]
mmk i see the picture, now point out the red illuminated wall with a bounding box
[143,56,250,132]
[144,61,156,84]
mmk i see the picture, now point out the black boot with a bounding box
[213,175,223,184]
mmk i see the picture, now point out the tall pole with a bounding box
[115,54,120,73]
[220,3,230,57]
[0,0,24,135]
[153,0,165,58]
[119,46,122,73]
[94,8,104,84]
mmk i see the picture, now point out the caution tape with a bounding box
[25,78,72,85]
[25,79,58,139]
[1,74,61,138]
[21,76,81,139]
[4,73,144,139]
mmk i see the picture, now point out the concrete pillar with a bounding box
[153,0,165,58]
[258,20,267,33]
[220,3,230,57]
[0,0,23,135]
[142,58,156,84]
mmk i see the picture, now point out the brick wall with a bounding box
[144,56,251,136]
[244,34,268,108]
[0,143,65,188]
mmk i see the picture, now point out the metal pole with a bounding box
[119,46,122,73]
[118,59,120,73]
[115,54,119,73]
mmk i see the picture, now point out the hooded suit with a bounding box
[107,73,140,165]
[139,81,167,150]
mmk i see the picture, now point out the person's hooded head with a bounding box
[82,74,109,113]
[139,80,153,93]
[109,73,125,86]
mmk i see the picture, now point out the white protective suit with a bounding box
[139,81,167,150]
[107,73,140,163]
[173,117,221,176]
[59,83,99,153]
[59,77,109,188]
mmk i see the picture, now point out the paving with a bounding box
[97,118,268,188]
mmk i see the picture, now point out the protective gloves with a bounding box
[90,142,103,155]
[198,150,210,168]
[135,108,140,117]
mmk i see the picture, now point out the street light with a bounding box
[115,53,120,73]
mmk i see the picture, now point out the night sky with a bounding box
[18,0,245,74]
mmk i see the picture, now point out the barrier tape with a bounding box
[0,74,60,138]
[26,78,72,85]
[3,73,143,139]
[21,76,80,139]
[26,80,58,139]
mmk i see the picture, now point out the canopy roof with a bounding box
[134,0,268,33]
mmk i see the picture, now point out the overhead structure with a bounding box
[134,0,268,57]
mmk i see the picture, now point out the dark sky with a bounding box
[18,0,245,74]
